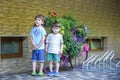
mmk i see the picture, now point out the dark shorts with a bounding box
[32,49,44,62]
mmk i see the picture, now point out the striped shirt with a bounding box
[46,33,63,54]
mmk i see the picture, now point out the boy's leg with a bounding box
[39,62,44,72]
[49,61,53,72]
[32,61,37,75]
[33,61,36,72]
[32,50,37,75]
[53,54,60,76]
[47,53,54,72]
[53,54,60,72]
[55,61,60,73]
[54,61,60,76]
[37,49,44,76]
[38,49,44,71]
[47,54,54,76]
[47,61,54,76]
[38,62,44,76]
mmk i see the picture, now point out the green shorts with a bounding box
[47,53,60,62]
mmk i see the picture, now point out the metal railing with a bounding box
[116,60,120,70]
[103,50,114,70]
[116,60,120,73]
[96,50,114,71]
[94,50,110,70]
[81,50,120,73]
[82,55,96,69]
[86,55,99,70]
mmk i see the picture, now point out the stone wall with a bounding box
[0,0,120,75]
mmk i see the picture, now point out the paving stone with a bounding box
[0,70,120,80]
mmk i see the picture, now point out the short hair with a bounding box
[34,14,44,22]
[52,21,60,28]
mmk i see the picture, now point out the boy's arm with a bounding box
[30,36,36,49]
[60,43,63,53]
[60,43,63,58]
[60,35,64,53]
[37,36,45,48]
[45,43,48,53]
[45,34,49,53]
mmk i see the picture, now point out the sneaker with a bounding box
[31,72,37,76]
[54,72,60,77]
[38,71,44,76]
[48,72,54,76]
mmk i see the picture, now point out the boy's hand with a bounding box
[45,49,48,53]
[33,45,38,50]
[59,51,63,58]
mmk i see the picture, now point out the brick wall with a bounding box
[0,0,120,75]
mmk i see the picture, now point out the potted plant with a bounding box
[44,12,87,68]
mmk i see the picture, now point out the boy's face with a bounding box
[34,18,43,26]
[52,27,60,34]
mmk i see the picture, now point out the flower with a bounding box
[51,12,57,17]
[72,24,88,43]
[45,12,88,58]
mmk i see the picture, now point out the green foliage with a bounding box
[63,34,81,59]
[45,12,86,59]
[77,24,87,38]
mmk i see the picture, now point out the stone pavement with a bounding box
[0,69,120,80]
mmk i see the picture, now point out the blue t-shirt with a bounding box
[30,26,46,50]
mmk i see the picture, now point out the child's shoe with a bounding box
[38,71,44,76]
[31,72,37,76]
[54,72,60,77]
[48,72,54,76]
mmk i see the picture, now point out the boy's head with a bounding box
[34,15,44,22]
[52,21,61,34]
[34,15,44,26]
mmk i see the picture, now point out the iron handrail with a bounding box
[86,55,99,70]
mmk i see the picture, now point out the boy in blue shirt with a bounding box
[30,15,46,76]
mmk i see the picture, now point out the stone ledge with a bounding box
[0,35,28,37]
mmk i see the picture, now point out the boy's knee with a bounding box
[49,61,53,64]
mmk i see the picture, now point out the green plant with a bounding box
[63,34,81,59]
[45,12,87,59]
